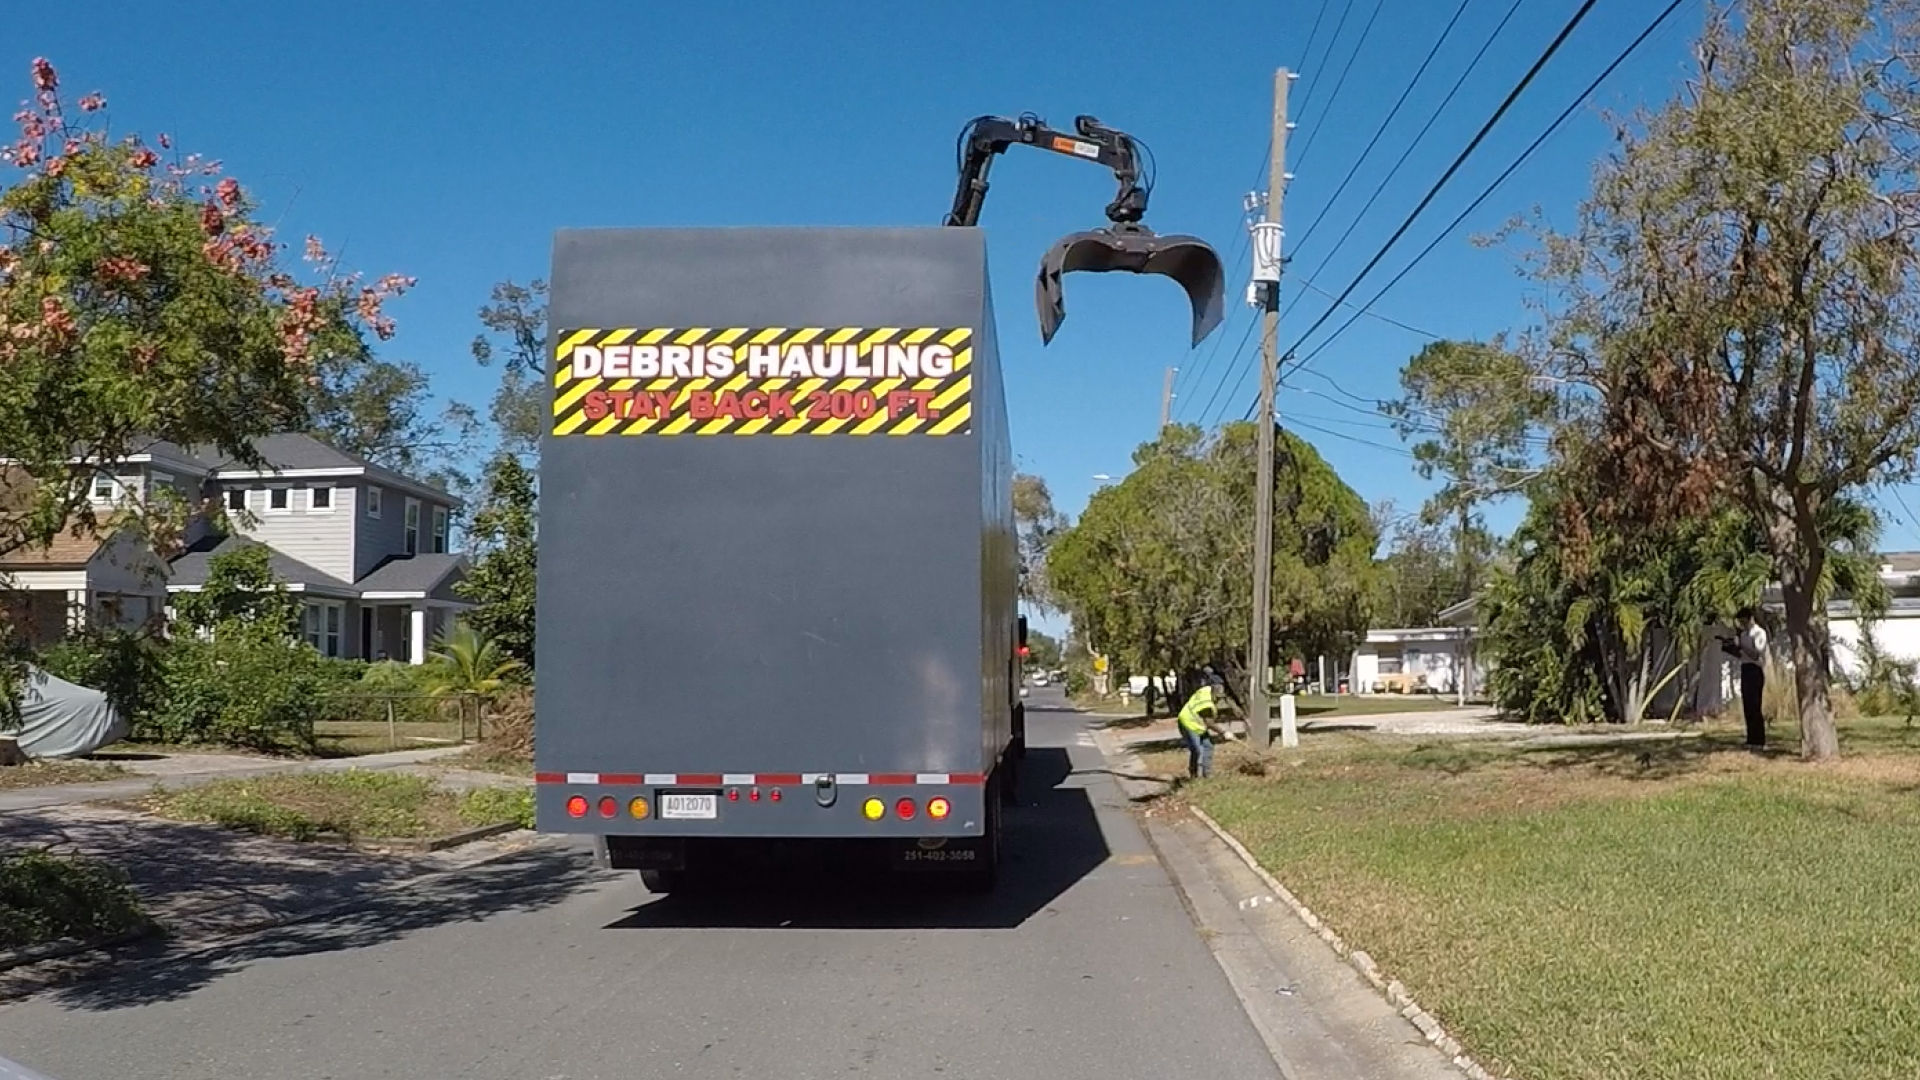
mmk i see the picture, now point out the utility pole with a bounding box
[1246,67,1296,751]
[1159,366,1177,429]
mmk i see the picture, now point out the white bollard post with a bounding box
[1279,693,1299,748]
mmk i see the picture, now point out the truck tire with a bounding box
[960,775,1003,893]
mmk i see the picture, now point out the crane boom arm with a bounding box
[944,114,1149,229]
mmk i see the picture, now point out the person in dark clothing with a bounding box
[1722,607,1769,747]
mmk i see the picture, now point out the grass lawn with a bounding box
[1151,715,1920,1080]
[99,721,463,761]
[0,759,126,790]
[312,719,463,757]
[141,770,532,842]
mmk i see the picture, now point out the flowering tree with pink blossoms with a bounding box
[0,57,413,562]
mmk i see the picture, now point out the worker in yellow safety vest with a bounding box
[1176,671,1234,778]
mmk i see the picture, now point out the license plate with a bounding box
[659,793,717,820]
[892,838,985,869]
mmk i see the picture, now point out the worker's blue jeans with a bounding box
[1180,726,1212,778]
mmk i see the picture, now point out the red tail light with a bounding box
[727,788,740,802]
[598,796,618,818]
[749,787,761,802]
[769,788,782,802]
[895,798,916,819]
[566,795,589,818]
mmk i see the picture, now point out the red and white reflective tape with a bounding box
[534,771,986,787]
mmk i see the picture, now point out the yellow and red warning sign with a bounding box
[550,326,974,437]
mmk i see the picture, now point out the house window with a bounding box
[304,601,343,658]
[309,485,333,511]
[1376,655,1404,675]
[365,485,383,518]
[431,506,448,554]
[267,487,291,513]
[150,472,174,497]
[90,474,117,503]
[404,498,421,556]
[226,488,246,511]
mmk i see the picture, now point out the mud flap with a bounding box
[1035,224,1228,347]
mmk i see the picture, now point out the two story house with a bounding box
[0,433,469,663]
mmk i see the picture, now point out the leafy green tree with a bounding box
[1483,461,1887,724]
[1508,0,1920,758]
[306,354,482,503]
[457,451,538,669]
[172,544,303,641]
[1047,421,1375,698]
[1025,629,1063,670]
[470,278,549,460]
[1013,472,1067,612]
[0,57,410,564]
[1373,511,1494,628]
[1385,338,1550,599]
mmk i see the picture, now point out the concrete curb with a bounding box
[0,925,162,975]
[1186,807,1503,1080]
[351,819,524,854]
[0,830,549,984]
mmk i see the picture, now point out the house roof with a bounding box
[1878,552,1920,574]
[1435,596,1479,625]
[355,553,467,596]
[166,534,358,596]
[187,433,460,507]
[0,513,129,570]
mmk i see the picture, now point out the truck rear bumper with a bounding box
[595,833,993,874]
[537,770,992,838]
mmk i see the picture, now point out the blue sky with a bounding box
[23,0,1920,591]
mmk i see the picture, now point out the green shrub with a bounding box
[147,625,333,752]
[0,848,153,949]
[35,628,168,726]
[457,785,534,829]
[320,660,442,725]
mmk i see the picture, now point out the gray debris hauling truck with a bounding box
[533,113,1226,892]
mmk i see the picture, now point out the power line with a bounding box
[1284,415,1417,456]
[1290,0,1355,122]
[1191,316,1262,425]
[1196,272,1440,428]
[1295,279,1439,337]
[1175,9,1328,417]
[1289,0,1386,174]
[1282,0,1529,325]
[1289,0,1477,257]
[1268,0,1607,392]
[1281,0,1695,382]
[1296,0,1335,83]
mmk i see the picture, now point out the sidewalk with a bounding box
[0,745,471,814]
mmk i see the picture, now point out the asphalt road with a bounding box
[0,690,1285,1080]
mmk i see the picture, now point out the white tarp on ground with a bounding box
[12,664,128,760]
